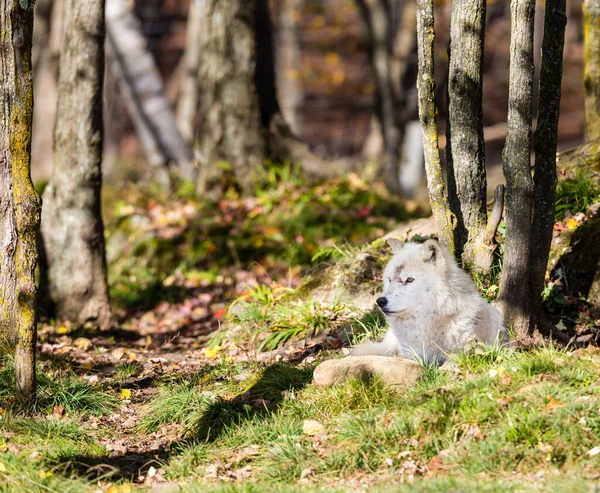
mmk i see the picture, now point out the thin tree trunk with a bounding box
[415,0,454,252]
[105,0,195,181]
[176,0,205,144]
[497,0,536,339]
[445,0,488,265]
[41,0,115,330]
[356,0,403,195]
[0,0,42,407]
[584,0,600,141]
[31,0,63,184]
[529,0,567,335]
[275,0,303,136]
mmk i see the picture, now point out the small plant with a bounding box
[0,356,117,416]
[116,362,141,381]
[555,171,600,220]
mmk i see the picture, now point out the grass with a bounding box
[555,170,600,220]
[123,344,600,491]
[0,356,118,416]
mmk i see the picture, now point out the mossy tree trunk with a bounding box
[41,0,115,330]
[584,0,600,141]
[415,0,454,252]
[196,0,333,195]
[497,0,536,339]
[445,0,488,266]
[529,0,567,335]
[0,0,42,406]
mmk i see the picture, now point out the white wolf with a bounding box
[351,238,507,364]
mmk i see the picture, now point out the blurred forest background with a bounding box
[30,0,586,187]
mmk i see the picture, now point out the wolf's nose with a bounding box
[376,296,388,308]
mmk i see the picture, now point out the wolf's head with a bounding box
[376,239,448,318]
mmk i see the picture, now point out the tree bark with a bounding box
[196,0,266,193]
[0,0,42,406]
[274,0,303,136]
[196,0,333,195]
[105,0,195,181]
[41,0,115,330]
[176,0,205,144]
[529,0,566,334]
[31,0,63,184]
[497,0,536,339]
[584,0,600,141]
[445,0,488,265]
[415,0,454,253]
[356,0,404,195]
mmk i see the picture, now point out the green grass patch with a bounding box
[137,345,600,489]
[0,357,118,416]
[555,171,600,220]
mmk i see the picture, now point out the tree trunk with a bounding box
[355,0,404,195]
[415,0,454,252]
[196,0,333,195]
[445,0,488,265]
[41,0,115,330]
[176,0,205,144]
[31,0,63,184]
[0,0,42,406]
[497,0,536,339]
[584,0,600,141]
[196,0,266,193]
[274,0,304,136]
[556,138,600,173]
[105,0,195,181]
[529,0,566,335]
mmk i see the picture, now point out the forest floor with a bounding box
[2,169,600,492]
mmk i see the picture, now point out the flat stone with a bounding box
[313,355,423,390]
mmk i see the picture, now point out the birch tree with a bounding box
[41,0,115,330]
[0,0,42,405]
[105,0,195,181]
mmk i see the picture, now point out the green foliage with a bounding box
[115,361,141,381]
[0,356,117,416]
[228,283,351,351]
[555,171,600,220]
[104,166,420,310]
[145,345,600,491]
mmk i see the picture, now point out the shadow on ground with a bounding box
[51,363,314,482]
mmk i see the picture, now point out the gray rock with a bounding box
[313,355,423,390]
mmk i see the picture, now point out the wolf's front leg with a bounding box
[350,331,399,357]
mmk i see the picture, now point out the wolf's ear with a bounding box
[387,238,403,254]
[421,239,442,264]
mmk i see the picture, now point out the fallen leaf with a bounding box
[302,419,325,436]
[546,397,565,411]
[0,462,6,473]
[588,446,600,457]
[74,337,92,351]
[56,326,69,335]
[120,388,132,399]
[204,346,222,358]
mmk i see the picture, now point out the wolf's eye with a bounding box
[406,277,415,283]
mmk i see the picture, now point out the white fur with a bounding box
[351,239,508,364]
